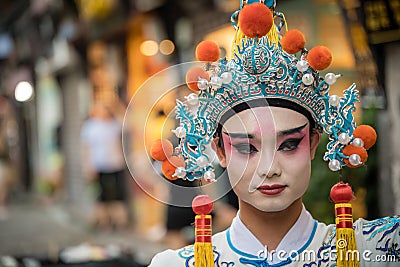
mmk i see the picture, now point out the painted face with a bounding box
[217,106,319,212]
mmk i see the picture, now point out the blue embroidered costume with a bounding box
[150,210,400,266]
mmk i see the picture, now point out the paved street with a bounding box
[0,196,164,266]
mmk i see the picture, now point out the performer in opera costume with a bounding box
[148,0,399,266]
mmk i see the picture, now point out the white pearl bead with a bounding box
[329,159,341,171]
[302,74,314,85]
[196,155,209,168]
[204,170,216,182]
[197,78,209,90]
[349,154,362,166]
[185,93,199,106]
[174,167,187,179]
[221,72,233,84]
[325,73,337,85]
[296,60,309,72]
[338,133,351,145]
[328,95,340,107]
[173,126,186,138]
[352,138,364,147]
[189,105,198,114]
[210,76,222,89]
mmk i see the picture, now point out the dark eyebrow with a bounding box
[223,123,308,139]
[278,123,308,137]
[223,132,254,139]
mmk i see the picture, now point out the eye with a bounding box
[278,136,304,152]
[232,143,259,155]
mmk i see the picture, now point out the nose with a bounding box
[257,150,281,179]
[266,157,282,178]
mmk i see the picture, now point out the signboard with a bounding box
[361,0,400,44]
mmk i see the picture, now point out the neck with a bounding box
[238,198,303,251]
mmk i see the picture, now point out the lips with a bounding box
[257,184,287,195]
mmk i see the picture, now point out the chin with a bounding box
[245,198,293,213]
[246,192,306,213]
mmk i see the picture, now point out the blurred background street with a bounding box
[0,193,164,266]
[0,0,400,266]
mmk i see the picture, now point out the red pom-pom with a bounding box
[150,139,173,161]
[281,29,306,54]
[307,46,332,70]
[238,3,273,38]
[342,145,368,168]
[353,125,377,149]
[196,41,220,62]
[330,182,355,203]
[161,156,185,180]
[192,195,214,215]
[185,67,209,92]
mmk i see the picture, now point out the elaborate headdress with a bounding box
[150,1,377,266]
[151,0,377,182]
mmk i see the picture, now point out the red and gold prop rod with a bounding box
[330,182,360,267]
[192,195,214,267]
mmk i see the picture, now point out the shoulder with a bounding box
[354,215,400,238]
[315,216,400,244]
[355,215,400,241]
[313,216,400,239]
[297,218,400,266]
[355,215,400,228]
[352,216,400,265]
[353,216,400,264]
[314,216,400,241]
[148,230,233,267]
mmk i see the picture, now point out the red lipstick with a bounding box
[257,184,287,195]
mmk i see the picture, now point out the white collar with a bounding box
[227,206,316,264]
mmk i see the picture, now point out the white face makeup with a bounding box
[216,106,319,212]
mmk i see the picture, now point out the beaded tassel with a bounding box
[192,195,214,267]
[330,182,360,267]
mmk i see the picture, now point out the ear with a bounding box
[212,137,227,168]
[310,131,321,160]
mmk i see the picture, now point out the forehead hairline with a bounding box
[222,106,308,127]
[223,122,309,138]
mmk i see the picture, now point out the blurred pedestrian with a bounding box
[81,101,129,230]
